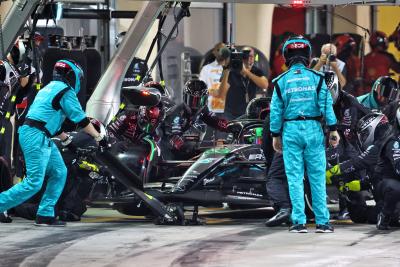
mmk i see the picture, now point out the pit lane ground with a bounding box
[0,207,399,267]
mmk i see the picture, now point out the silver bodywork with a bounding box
[86,1,165,124]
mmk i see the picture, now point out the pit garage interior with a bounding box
[0,0,400,266]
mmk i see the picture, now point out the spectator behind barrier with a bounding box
[335,34,362,95]
[218,47,269,120]
[311,43,347,88]
[362,31,400,95]
[199,42,228,115]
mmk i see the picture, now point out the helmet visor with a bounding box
[357,125,372,149]
[185,94,207,110]
[325,72,339,104]
[377,80,399,101]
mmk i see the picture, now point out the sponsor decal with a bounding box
[394,141,399,149]
[248,154,265,160]
[203,177,216,186]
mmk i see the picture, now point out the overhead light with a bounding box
[291,0,306,8]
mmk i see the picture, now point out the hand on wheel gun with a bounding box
[339,180,361,192]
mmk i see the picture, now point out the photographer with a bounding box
[218,46,268,120]
[311,43,347,88]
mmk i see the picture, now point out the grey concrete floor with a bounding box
[0,208,399,267]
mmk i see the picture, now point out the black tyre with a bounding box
[346,191,372,224]
[115,202,152,216]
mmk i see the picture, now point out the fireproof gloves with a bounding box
[326,164,341,184]
[339,180,361,192]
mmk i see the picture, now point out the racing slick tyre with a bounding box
[346,191,370,223]
[114,202,152,217]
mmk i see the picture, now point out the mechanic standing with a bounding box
[0,60,105,226]
[270,35,340,233]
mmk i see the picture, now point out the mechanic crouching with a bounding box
[0,60,105,226]
[161,79,233,160]
[326,112,400,230]
[357,76,398,114]
[270,35,340,233]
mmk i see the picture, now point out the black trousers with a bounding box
[266,153,291,210]
[376,178,400,217]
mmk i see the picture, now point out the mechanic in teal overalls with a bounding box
[0,60,104,226]
[270,36,340,233]
[357,76,398,110]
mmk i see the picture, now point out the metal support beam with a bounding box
[86,1,165,124]
[61,9,137,19]
[143,0,396,5]
[0,0,43,58]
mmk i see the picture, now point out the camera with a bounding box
[228,47,251,72]
[328,54,336,61]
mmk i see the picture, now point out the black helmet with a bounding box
[9,40,26,65]
[53,59,84,93]
[372,76,399,105]
[282,35,312,67]
[183,79,208,111]
[0,60,18,89]
[396,107,400,131]
[138,102,165,134]
[357,112,391,150]
[144,81,166,96]
[89,117,107,136]
[0,61,6,82]
[246,97,270,120]
[325,71,340,104]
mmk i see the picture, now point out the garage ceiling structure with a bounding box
[1,0,399,123]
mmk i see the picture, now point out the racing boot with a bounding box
[337,208,350,220]
[34,216,66,227]
[0,211,12,223]
[376,212,390,230]
[265,208,291,227]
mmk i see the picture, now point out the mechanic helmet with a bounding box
[138,102,165,134]
[357,112,391,150]
[325,71,340,104]
[282,35,312,67]
[144,81,167,96]
[334,34,356,55]
[9,39,26,65]
[246,97,271,120]
[396,107,400,131]
[115,31,126,48]
[33,32,45,43]
[371,76,399,105]
[369,31,388,50]
[0,60,18,89]
[89,117,107,135]
[183,79,208,111]
[0,61,6,82]
[53,59,84,93]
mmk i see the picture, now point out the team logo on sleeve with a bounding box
[394,141,399,149]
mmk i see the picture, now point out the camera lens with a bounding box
[328,54,336,61]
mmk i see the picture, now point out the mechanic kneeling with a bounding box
[0,60,105,226]
[327,111,400,230]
